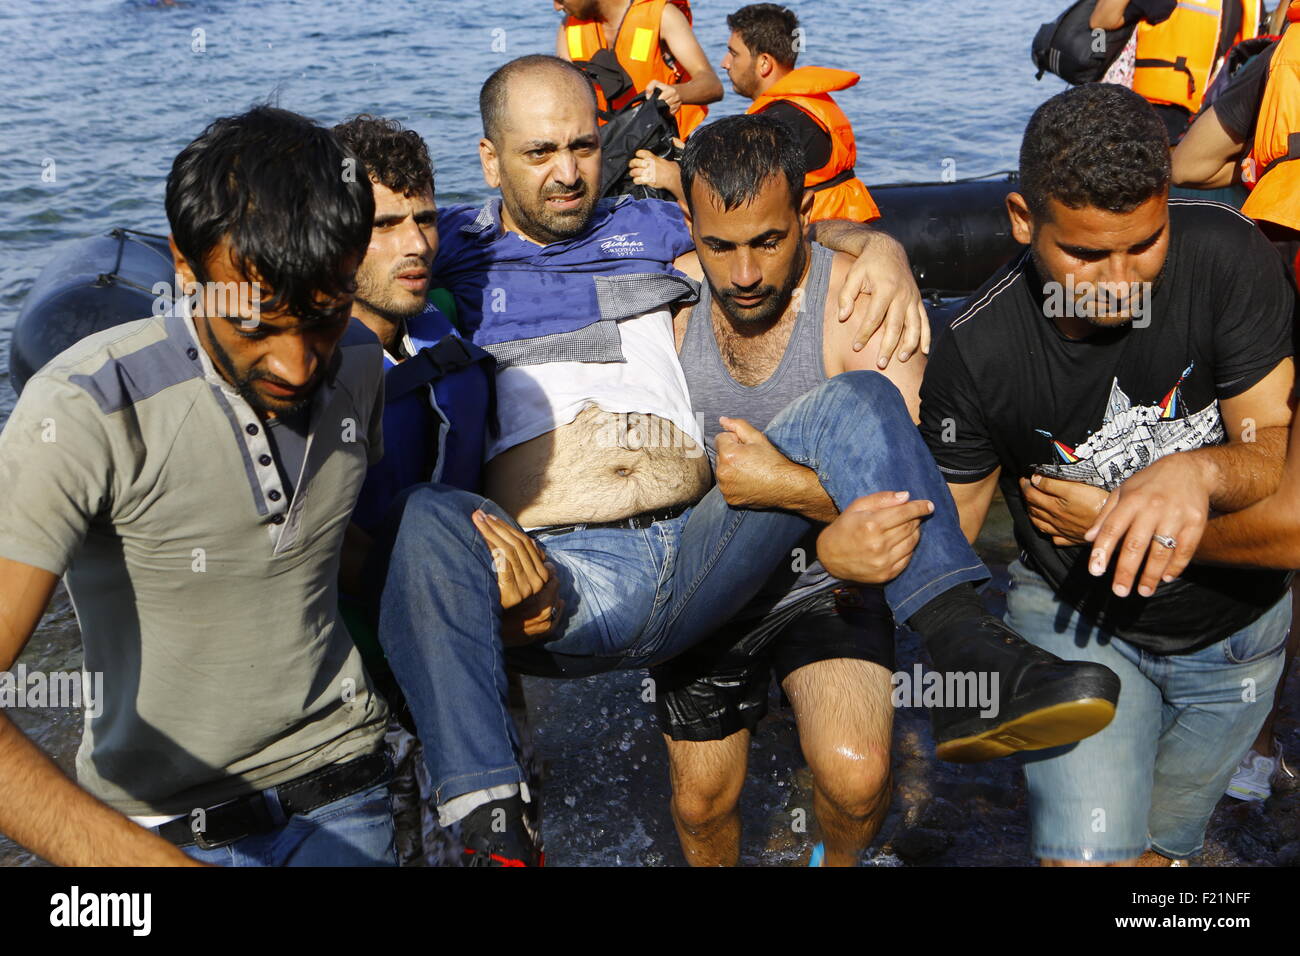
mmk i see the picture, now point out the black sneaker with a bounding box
[460,796,544,867]
[924,615,1120,762]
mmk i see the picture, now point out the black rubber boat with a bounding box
[9,176,1024,394]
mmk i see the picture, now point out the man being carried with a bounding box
[369,57,1122,865]
[920,83,1295,866]
[0,107,394,866]
[651,114,920,866]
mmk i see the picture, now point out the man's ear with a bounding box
[479,137,500,189]
[757,53,773,80]
[798,187,814,229]
[1006,192,1035,246]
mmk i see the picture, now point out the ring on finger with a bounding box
[1153,533,1177,550]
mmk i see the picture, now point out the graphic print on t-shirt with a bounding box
[1033,363,1225,491]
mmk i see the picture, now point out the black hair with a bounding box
[332,114,434,198]
[1019,83,1170,219]
[680,113,806,213]
[479,54,595,143]
[164,104,374,325]
[726,3,801,68]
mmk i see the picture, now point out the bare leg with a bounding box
[783,659,894,867]
[664,730,750,867]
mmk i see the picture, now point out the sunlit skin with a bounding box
[352,181,439,352]
[688,173,812,328]
[1007,191,1170,338]
[479,69,603,245]
[720,30,766,99]
[169,237,356,419]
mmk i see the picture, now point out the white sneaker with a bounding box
[1225,739,1293,802]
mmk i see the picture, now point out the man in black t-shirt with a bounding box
[920,84,1295,866]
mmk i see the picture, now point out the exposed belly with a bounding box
[484,405,712,527]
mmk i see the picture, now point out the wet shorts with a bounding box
[650,586,896,742]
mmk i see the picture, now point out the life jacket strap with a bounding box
[1257,132,1300,182]
[385,335,495,405]
[1135,55,1197,97]
[807,167,857,193]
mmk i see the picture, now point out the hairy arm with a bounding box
[1172,107,1247,189]
[1200,401,1300,567]
[0,558,200,866]
[806,220,929,365]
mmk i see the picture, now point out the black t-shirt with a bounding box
[760,100,834,174]
[920,199,1294,654]
[1214,42,1276,140]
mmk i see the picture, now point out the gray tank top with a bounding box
[681,242,834,448]
[681,242,842,617]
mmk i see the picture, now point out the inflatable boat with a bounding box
[9,177,1027,393]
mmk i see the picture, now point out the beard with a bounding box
[500,171,599,245]
[713,241,808,329]
[354,258,430,325]
[205,325,323,417]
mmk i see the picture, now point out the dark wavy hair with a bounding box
[164,104,374,325]
[727,3,801,68]
[1019,83,1170,220]
[333,114,434,197]
[680,113,806,213]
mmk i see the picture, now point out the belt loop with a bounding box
[261,786,289,827]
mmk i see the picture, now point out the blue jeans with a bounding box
[1006,558,1290,862]
[178,783,397,866]
[374,371,987,805]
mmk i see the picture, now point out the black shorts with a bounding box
[650,586,896,742]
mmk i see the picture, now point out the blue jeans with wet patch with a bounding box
[374,371,987,806]
[1006,558,1289,862]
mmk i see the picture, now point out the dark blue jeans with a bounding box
[374,371,987,805]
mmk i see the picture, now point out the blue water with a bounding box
[0,0,1072,416]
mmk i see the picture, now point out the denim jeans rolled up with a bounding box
[374,370,988,805]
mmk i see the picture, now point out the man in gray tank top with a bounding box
[654,114,931,866]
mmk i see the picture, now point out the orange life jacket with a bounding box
[747,67,881,223]
[1241,1,1300,234]
[1133,0,1260,113]
[564,0,707,138]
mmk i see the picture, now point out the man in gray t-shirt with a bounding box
[0,106,393,866]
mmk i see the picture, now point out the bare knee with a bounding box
[666,736,747,831]
[809,744,892,821]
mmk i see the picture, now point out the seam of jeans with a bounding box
[891,562,987,619]
[656,508,749,646]
[432,766,524,806]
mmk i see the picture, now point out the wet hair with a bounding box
[680,113,806,213]
[726,3,801,68]
[479,54,596,143]
[165,104,374,324]
[1019,83,1170,220]
[332,114,434,198]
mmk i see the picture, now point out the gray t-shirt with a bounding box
[0,309,389,816]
